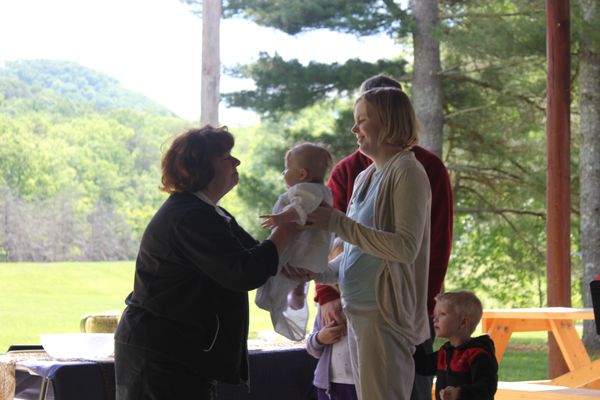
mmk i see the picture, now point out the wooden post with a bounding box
[201,0,221,126]
[545,0,571,378]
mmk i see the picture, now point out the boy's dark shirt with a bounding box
[414,335,498,400]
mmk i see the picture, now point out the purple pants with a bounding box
[317,383,358,400]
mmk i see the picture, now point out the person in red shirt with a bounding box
[315,74,454,400]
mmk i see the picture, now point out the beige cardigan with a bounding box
[328,150,431,346]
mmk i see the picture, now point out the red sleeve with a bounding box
[414,146,454,315]
[314,283,341,305]
[328,159,352,213]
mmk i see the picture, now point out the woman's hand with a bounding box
[316,320,347,345]
[305,205,334,230]
[268,222,298,255]
[281,264,315,283]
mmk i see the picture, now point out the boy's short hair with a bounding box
[436,291,483,334]
[286,142,333,183]
[355,87,419,150]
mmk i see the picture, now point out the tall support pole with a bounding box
[411,0,444,158]
[201,0,221,126]
[546,0,571,378]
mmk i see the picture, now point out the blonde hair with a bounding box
[355,87,419,150]
[436,291,483,334]
[286,142,333,183]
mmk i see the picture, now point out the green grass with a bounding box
[2,262,597,383]
[0,262,135,348]
[0,261,317,350]
[494,333,551,381]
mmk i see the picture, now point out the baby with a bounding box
[414,291,498,400]
[256,142,334,341]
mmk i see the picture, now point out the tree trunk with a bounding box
[410,0,444,157]
[579,0,600,350]
[201,0,221,126]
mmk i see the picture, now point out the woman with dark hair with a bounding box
[114,125,297,399]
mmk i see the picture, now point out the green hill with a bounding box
[0,59,189,262]
[0,59,174,116]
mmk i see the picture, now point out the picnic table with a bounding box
[481,307,600,399]
[482,307,595,370]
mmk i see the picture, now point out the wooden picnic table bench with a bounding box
[480,307,600,399]
[482,307,594,370]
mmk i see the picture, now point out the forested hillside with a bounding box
[0,60,190,261]
[0,60,173,116]
[0,60,301,263]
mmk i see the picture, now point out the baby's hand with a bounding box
[439,386,460,400]
[316,320,347,345]
[259,213,281,228]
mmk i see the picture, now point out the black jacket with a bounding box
[414,335,498,400]
[115,192,278,384]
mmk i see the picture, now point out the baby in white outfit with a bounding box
[256,142,334,341]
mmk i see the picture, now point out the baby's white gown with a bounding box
[255,182,333,341]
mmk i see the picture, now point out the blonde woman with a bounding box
[307,87,431,400]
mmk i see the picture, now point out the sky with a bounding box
[0,0,400,125]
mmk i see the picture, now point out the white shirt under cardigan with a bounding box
[338,166,384,307]
[255,182,334,341]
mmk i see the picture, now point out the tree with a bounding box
[84,201,136,261]
[0,60,186,261]
[440,1,552,305]
[205,0,567,309]
[577,0,600,349]
[219,0,445,155]
[218,1,411,121]
[222,0,408,35]
[201,0,221,125]
[223,55,407,119]
[181,0,222,125]
[411,0,444,157]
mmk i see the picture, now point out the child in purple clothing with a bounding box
[306,295,357,400]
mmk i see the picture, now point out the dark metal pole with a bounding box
[546,0,571,378]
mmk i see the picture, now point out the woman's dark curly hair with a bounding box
[160,125,234,194]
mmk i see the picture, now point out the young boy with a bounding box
[414,291,498,400]
[255,142,334,341]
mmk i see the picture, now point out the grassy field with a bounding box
[0,261,317,349]
[1,261,597,383]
